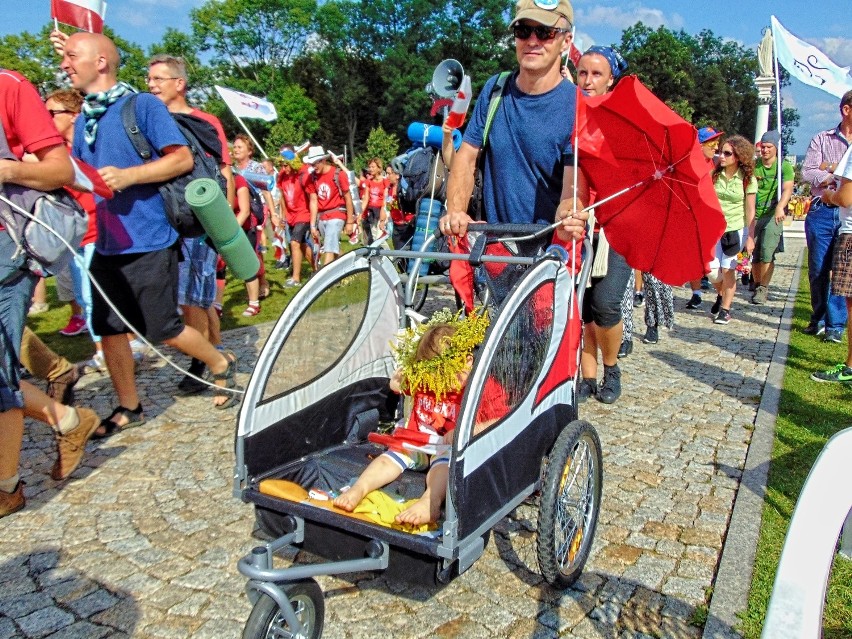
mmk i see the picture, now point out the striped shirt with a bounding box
[801,124,851,198]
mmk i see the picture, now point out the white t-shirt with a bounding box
[835,145,852,234]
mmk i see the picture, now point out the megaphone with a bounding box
[427,59,464,98]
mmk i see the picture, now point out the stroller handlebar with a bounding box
[433,222,555,242]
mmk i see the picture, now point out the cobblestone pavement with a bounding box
[1,241,803,639]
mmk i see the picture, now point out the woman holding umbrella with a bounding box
[709,135,757,324]
[574,46,633,402]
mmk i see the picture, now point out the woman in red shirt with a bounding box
[359,157,388,244]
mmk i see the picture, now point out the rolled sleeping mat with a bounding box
[409,198,444,276]
[406,122,462,151]
[185,178,260,281]
[216,231,260,282]
[241,171,275,191]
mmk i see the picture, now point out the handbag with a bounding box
[0,119,88,275]
[720,230,742,257]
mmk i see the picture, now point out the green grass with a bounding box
[740,261,852,638]
[26,243,353,364]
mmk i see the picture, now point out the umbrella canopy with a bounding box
[575,76,726,285]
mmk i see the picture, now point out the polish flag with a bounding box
[69,157,113,199]
[50,0,108,34]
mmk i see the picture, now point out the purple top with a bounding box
[801,124,851,198]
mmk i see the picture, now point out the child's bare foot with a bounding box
[395,496,440,526]
[333,486,366,512]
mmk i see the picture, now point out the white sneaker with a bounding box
[82,352,106,374]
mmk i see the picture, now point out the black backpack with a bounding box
[121,95,227,237]
[242,178,266,228]
[398,146,447,214]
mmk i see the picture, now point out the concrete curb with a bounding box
[702,245,805,639]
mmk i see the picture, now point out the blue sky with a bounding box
[4,1,851,154]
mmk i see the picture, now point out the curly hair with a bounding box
[713,134,755,184]
[45,88,83,114]
[234,133,254,156]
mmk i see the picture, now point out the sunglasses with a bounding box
[721,150,735,158]
[512,24,568,41]
[48,109,73,117]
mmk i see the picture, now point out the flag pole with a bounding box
[233,114,268,159]
[772,34,783,205]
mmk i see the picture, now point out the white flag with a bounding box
[770,16,852,99]
[214,85,277,122]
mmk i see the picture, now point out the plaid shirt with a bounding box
[801,124,851,198]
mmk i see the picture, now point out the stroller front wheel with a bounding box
[537,420,603,588]
[243,578,325,639]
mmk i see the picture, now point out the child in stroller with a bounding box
[334,310,491,525]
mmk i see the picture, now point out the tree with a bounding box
[354,126,401,172]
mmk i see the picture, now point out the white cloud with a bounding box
[575,5,684,31]
[807,37,852,68]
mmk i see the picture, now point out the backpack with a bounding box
[0,116,87,276]
[241,178,266,228]
[468,71,510,220]
[121,95,227,237]
[397,147,447,214]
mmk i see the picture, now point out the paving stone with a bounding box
[1,245,802,638]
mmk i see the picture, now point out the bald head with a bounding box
[61,32,120,93]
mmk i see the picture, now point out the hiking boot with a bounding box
[617,340,633,358]
[685,293,702,310]
[751,285,768,305]
[710,295,722,315]
[52,407,101,481]
[642,325,659,344]
[0,482,25,518]
[46,365,81,406]
[810,363,852,384]
[577,378,597,403]
[59,315,88,337]
[713,309,731,325]
[632,292,645,308]
[824,329,844,344]
[597,365,622,404]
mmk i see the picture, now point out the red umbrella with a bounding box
[574,76,726,285]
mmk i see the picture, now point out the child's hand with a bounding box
[442,430,454,444]
[389,369,404,393]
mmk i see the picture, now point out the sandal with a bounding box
[213,351,241,410]
[242,302,261,317]
[92,404,145,439]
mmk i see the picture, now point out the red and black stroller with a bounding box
[234,224,603,638]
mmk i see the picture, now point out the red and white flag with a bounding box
[50,0,108,34]
[69,157,113,198]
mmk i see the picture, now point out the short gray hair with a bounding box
[148,54,188,83]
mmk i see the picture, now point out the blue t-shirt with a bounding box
[73,92,186,255]
[463,72,576,225]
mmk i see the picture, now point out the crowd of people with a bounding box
[2,0,851,522]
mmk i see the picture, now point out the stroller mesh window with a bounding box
[261,271,371,401]
[474,280,555,430]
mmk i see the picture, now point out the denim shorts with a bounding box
[178,237,217,308]
[319,217,345,255]
[0,232,37,411]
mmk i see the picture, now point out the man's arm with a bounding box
[344,191,355,236]
[97,145,192,192]
[775,178,794,223]
[555,164,590,241]
[0,143,73,191]
[441,141,479,236]
[309,193,319,240]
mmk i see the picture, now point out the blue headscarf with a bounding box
[583,46,628,78]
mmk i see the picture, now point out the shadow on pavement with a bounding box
[0,547,140,636]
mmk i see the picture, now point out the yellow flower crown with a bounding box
[392,308,490,400]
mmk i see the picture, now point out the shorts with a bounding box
[831,233,852,297]
[708,228,745,273]
[178,237,217,308]
[753,215,784,264]
[319,217,345,255]
[54,261,75,302]
[0,233,37,411]
[90,243,184,344]
[382,448,450,474]
[289,222,311,245]
[582,242,632,327]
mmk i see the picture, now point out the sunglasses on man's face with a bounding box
[512,24,568,41]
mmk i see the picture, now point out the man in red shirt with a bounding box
[277,148,314,285]
[147,54,234,394]
[0,69,101,517]
[304,146,355,266]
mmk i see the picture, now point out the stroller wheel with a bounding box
[243,579,325,639]
[411,282,428,312]
[536,420,603,588]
